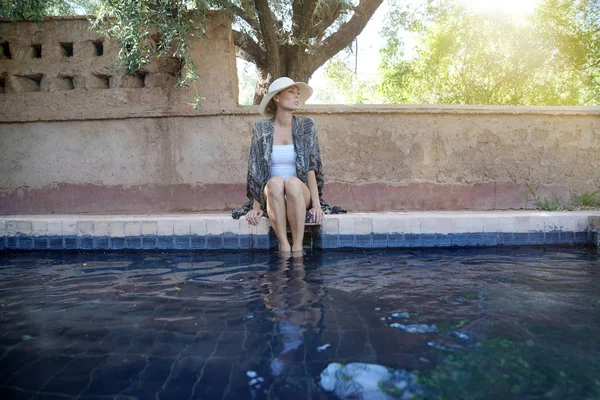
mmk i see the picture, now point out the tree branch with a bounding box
[292,0,318,40]
[309,0,384,72]
[309,0,343,40]
[254,0,280,66]
[231,4,261,39]
[232,30,266,68]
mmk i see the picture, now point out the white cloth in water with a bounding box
[270,144,297,180]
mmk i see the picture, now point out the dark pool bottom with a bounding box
[0,247,599,400]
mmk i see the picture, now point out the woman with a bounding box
[242,77,325,256]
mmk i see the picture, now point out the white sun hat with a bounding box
[258,77,313,118]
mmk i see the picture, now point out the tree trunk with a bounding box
[253,67,272,105]
[252,55,318,104]
[236,0,385,104]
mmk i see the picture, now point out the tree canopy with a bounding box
[4,0,598,106]
[378,0,600,105]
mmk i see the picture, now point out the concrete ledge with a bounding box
[1,102,598,123]
[1,211,599,251]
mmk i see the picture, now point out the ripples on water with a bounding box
[0,247,599,399]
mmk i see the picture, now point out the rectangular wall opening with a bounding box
[30,44,42,58]
[121,71,146,88]
[56,75,74,91]
[0,74,6,94]
[16,74,43,92]
[92,40,103,56]
[60,42,74,57]
[87,74,111,89]
[1,41,11,59]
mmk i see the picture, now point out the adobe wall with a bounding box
[0,17,599,214]
[0,14,238,119]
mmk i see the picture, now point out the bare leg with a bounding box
[284,177,310,253]
[264,177,291,252]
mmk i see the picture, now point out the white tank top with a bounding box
[270,144,297,180]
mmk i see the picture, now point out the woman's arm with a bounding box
[307,170,324,223]
[307,171,320,209]
[306,118,324,222]
[306,118,324,199]
[246,122,265,225]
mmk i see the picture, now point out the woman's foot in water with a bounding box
[278,241,292,257]
[291,250,304,258]
[291,246,304,257]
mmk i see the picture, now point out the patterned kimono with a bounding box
[231,116,346,219]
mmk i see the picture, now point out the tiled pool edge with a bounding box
[1,212,599,251]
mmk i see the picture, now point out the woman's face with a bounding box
[274,85,301,113]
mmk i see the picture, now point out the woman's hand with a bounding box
[308,207,324,224]
[246,209,264,225]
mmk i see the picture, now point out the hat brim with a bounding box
[258,82,313,118]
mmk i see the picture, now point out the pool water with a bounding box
[0,247,599,399]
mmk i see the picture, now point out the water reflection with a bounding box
[1,248,599,399]
[262,253,325,377]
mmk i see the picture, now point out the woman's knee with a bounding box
[266,177,285,198]
[284,177,305,198]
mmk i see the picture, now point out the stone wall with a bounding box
[1,17,599,214]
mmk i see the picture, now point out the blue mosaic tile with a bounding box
[371,234,387,248]
[125,237,142,250]
[513,233,529,246]
[421,234,436,247]
[338,235,356,248]
[93,237,110,250]
[142,236,157,250]
[80,237,94,250]
[191,236,207,250]
[48,238,63,249]
[574,232,588,244]
[18,237,33,250]
[482,233,498,246]
[252,235,270,250]
[239,235,252,250]
[7,236,17,249]
[545,231,560,245]
[157,236,173,249]
[467,233,484,247]
[355,235,372,248]
[387,234,404,248]
[110,237,125,250]
[404,234,422,248]
[63,237,77,249]
[498,233,515,246]
[174,236,191,250]
[528,232,544,245]
[559,231,575,245]
[207,235,224,250]
[320,235,339,249]
[223,235,240,250]
[451,234,468,247]
[34,237,48,250]
[435,234,452,247]
[312,233,323,249]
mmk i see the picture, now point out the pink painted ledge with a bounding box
[0,182,572,215]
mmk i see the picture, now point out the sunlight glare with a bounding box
[459,0,540,16]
